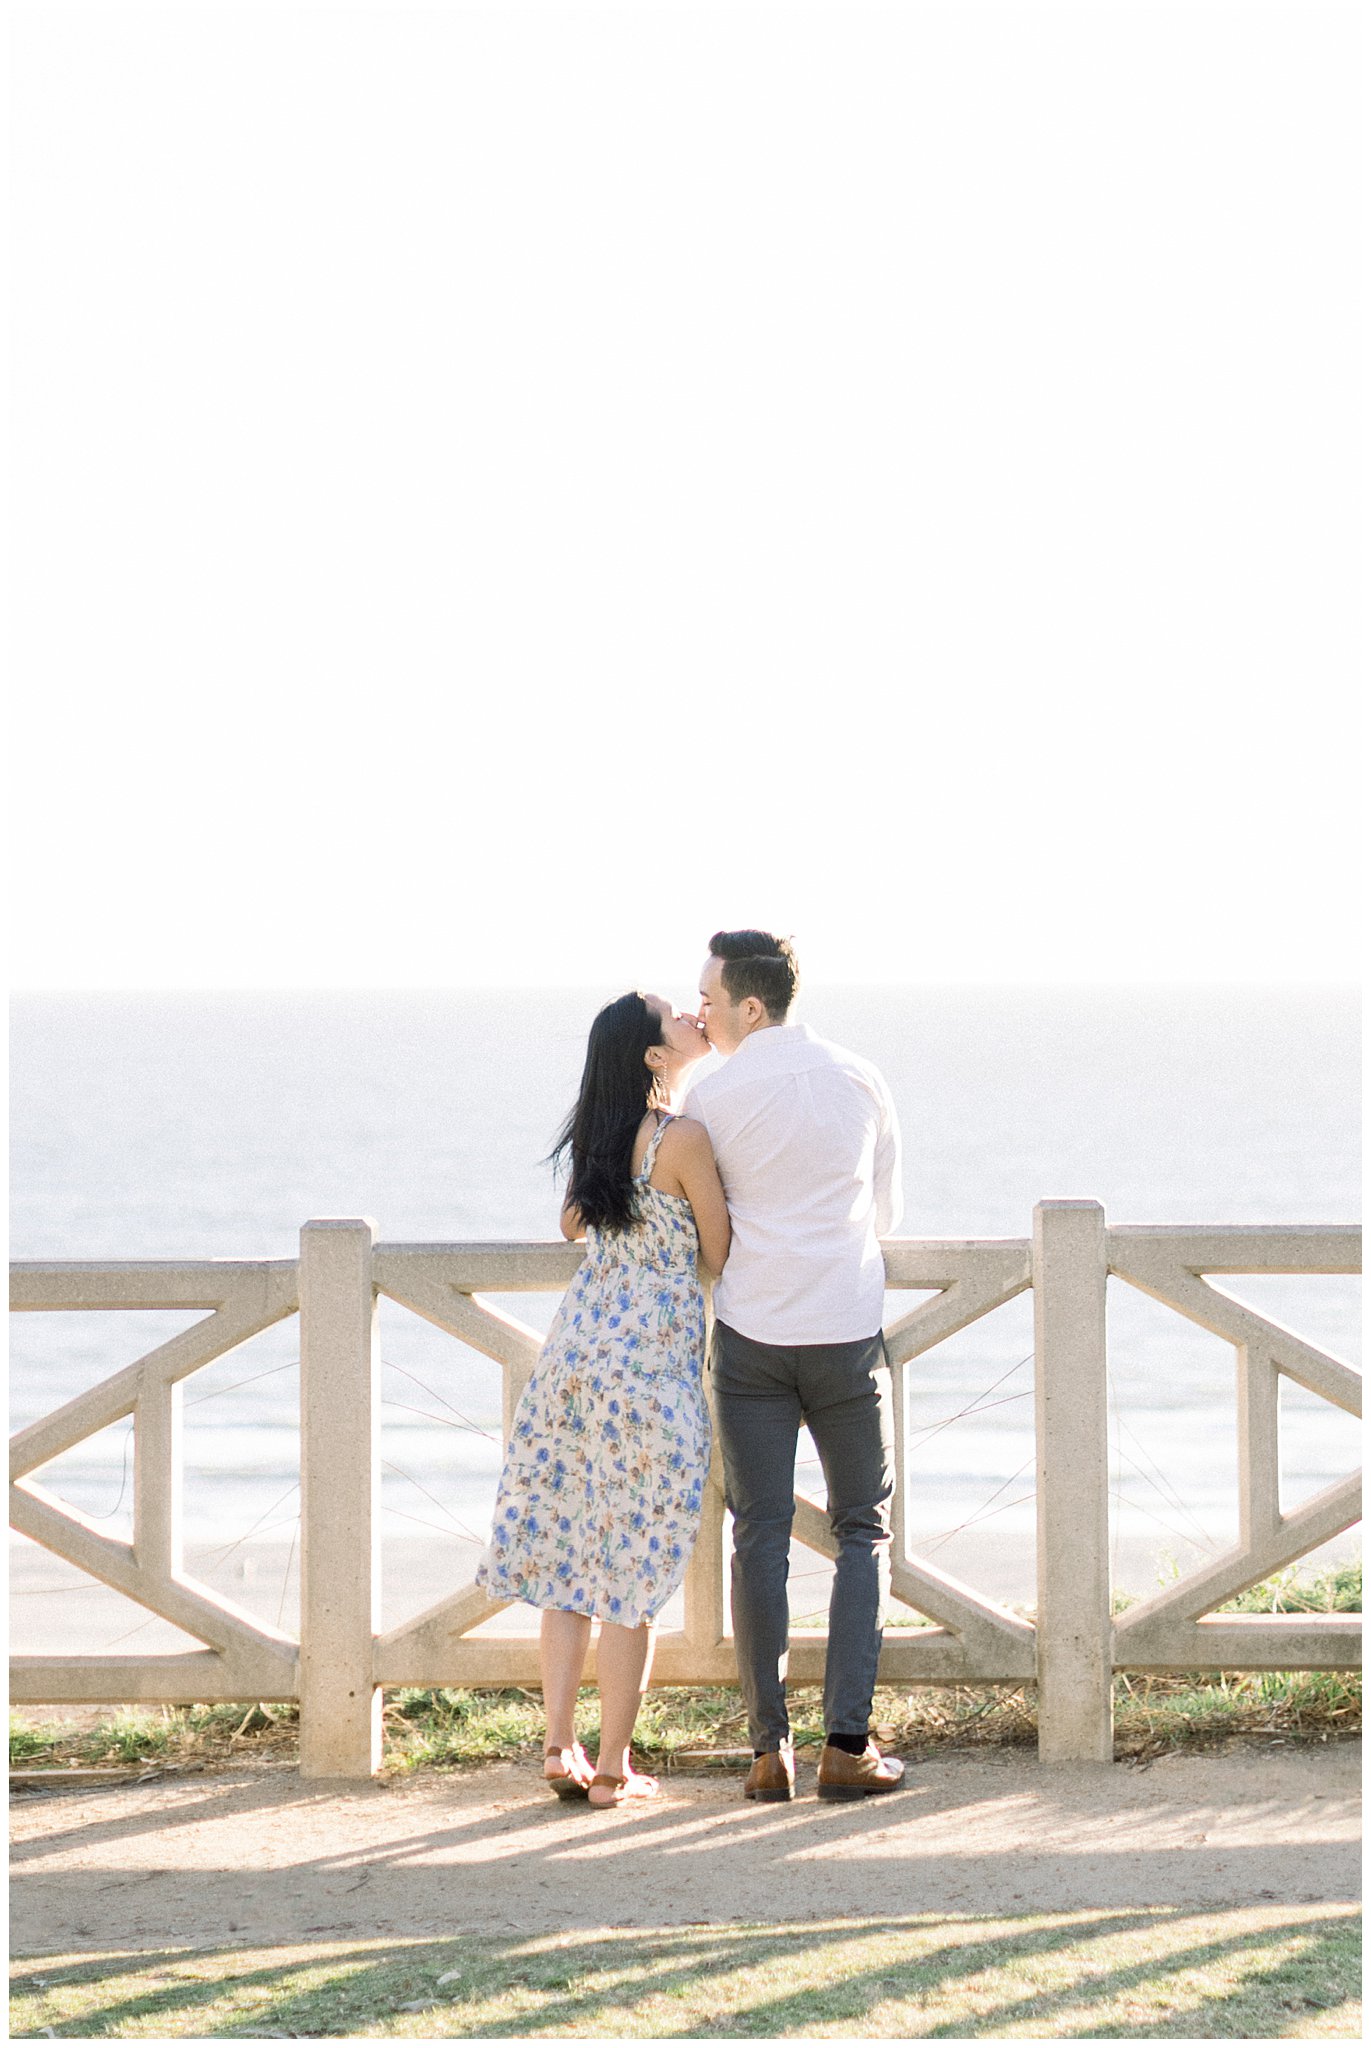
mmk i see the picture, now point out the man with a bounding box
[687,929,905,1802]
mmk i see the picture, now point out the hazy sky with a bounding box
[9,0,1360,990]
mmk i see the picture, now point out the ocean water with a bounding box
[8,986,1361,1643]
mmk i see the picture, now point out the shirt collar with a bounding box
[725,1020,811,1063]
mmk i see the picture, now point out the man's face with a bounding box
[698,954,745,1054]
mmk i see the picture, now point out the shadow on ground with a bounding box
[10,1904,1361,2039]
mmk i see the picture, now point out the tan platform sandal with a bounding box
[587,1768,659,1809]
[543,1744,594,1800]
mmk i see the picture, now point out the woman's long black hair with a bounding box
[549,992,666,1231]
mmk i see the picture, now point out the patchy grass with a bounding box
[1223,1562,1361,1615]
[12,1564,1359,1778]
[1111,1559,1361,1763]
[9,1701,297,1776]
[9,1906,1360,2038]
[1111,1667,1360,1763]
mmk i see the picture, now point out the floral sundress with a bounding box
[476,1113,711,1627]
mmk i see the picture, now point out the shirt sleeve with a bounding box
[873,1074,903,1238]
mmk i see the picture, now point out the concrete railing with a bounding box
[10,1203,1361,1774]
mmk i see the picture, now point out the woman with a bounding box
[476,990,729,1808]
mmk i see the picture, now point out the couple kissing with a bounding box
[476,928,904,1809]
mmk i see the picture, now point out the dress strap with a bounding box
[637,1111,675,1180]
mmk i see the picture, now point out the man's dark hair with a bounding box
[707,929,799,1020]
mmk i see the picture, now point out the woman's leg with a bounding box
[593,1619,657,1786]
[540,1608,593,1771]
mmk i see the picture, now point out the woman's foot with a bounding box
[543,1743,594,1799]
[587,1765,659,1808]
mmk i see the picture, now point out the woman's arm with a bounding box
[559,1197,585,1241]
[662,1117,731,1278]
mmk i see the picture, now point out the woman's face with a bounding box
[644,993,710,1077]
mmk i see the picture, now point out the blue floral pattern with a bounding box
[476,1115,711,1628]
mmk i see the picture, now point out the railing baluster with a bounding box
[133,1378,182,1578]
[1237,1341,1281,1545]
[683,1471,727,1653]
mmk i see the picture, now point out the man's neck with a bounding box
[731,1017,785,1051]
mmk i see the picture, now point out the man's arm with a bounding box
[873,1077,903,1238]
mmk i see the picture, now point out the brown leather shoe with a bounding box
[743,1747,795,1802]
[816,1741,906,1800]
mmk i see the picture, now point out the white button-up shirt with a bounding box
[685,1021,902,1345]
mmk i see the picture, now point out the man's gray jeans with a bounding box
[710,1320,895,1753]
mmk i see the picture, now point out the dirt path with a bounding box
[10,1744,1359,1957]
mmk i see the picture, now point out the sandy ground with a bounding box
[10,1742,1359,1956]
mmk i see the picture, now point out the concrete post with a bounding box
[1032,1200,1112,1762]
[299,1218,381,1778]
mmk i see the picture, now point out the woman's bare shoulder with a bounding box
[660,1115,715,1159]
